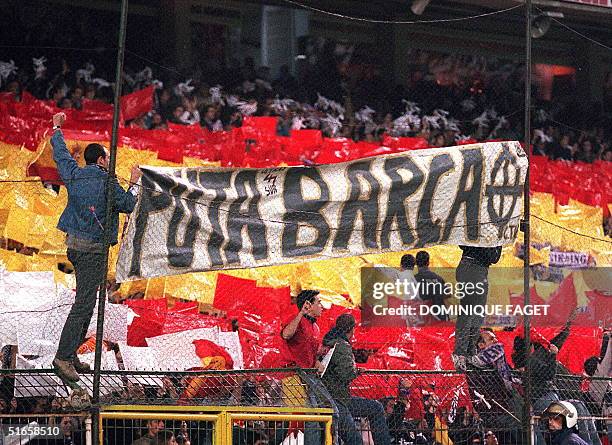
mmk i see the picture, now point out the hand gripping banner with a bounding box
[116,141,527,282]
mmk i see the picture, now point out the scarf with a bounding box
[477,342,515,391]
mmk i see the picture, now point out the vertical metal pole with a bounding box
[523,0,533,444]
[92,0,129,442]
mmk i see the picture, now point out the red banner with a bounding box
[120,85,154,122]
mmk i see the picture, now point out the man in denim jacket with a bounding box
[51,112,141,381]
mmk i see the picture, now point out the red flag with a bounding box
[120,85,154,122]
[546,274,578,325]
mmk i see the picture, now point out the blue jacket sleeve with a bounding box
[51,130,79,181]
[112,179,137,214]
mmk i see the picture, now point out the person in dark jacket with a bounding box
[512,309,586,445]
[465,331,523,445]
[415,251,448,321]
[452,245,502,370]
[321,314,391,445]
[541,401,589,445]
[512,309,578,407]
[51,112,141,382]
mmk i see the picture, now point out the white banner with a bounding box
[117,141,527,282]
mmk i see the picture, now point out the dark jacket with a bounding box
[51,130,136,245]
[547,427,589,445]
[321,330,358,404]
[528,324,571,400]
[459,246,502,267]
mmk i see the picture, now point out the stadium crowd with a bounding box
[1,278,610,445]
[1,49,610,164]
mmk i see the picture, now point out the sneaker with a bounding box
[53,358,80,382]
[451,354,467,371]
[73,356,91,373]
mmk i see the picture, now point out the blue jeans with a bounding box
[336,396,391,445]
[275,375,339,445]
[304,375,339,445]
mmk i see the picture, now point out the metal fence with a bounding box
[1,368,610,444]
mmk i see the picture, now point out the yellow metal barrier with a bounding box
[100,405,334,445]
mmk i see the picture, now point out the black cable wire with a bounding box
[533,6,612,52]
[280,0,523,24]
[531,214,611,244]
[124,49,183,77]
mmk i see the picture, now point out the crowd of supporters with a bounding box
[1,275,610,445]
[1,50,610,164]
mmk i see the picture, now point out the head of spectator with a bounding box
[175,434,190,445]
[398,377,414,403]
[71,86,84,100]
[400,254,416,271]
[51,87,64,103]
[324,313,357,347]
[141,419,165,440]
[58,97,73,109]
[153,430,177,445]
[182,95,197,111]
[477,333,487,350]
[296,289,323,319]
[60,416,79,439]
[7,80,20,95]
[84,143,109,169]
[533,138,547,156]
[430,131,445,147]
[34,397,48,412]
[0,398,7,413]
[480,330,498,349]
[415,251,430,269]
[172,105,185,121]
[151,112,166,129]
[338,313,357,337]
[485,431,498,445]
[159,88,172,105]
[85,84,96,100]
[130,115,147,129]
[542,401,578,432]
[603,149,612,162]
[223,108,242,130]
[204,105,217,123]
[9,397,17,413]
[560,133,571,148]
[583,356,599,377]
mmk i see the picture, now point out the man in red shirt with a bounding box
[279,290,327,444]
[279,289,324,369]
